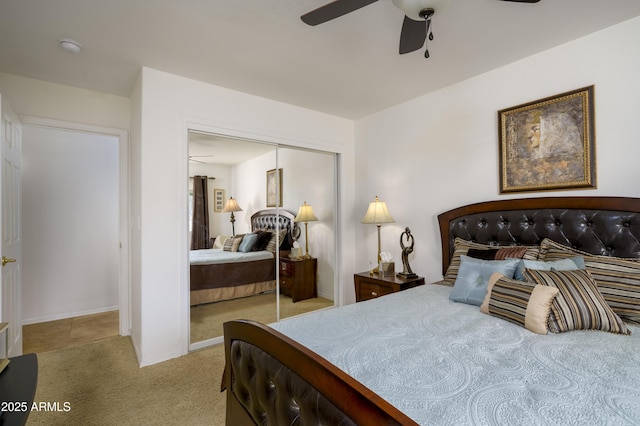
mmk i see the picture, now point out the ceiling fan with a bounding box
[301,0,540,58]
[189,155,215,164]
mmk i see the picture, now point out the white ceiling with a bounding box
[1,1,640,120]
[189,132,275,165]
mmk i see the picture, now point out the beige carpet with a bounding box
[27,337,226,426]
[25,293,333,425]
[191,293,333,343]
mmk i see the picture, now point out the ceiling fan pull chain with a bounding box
[424,17,433,58]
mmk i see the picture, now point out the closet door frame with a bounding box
[183,119,341,352]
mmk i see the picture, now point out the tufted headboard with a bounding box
[250,209,299,251]
[437,197,640,276]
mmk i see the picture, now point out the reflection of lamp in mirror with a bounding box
[222,197,242,236]
[361,196,395,268]
[294,201,318,259]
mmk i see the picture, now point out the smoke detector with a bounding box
[58,38,82,54]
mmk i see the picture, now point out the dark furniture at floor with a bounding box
[222,196,640,426]
[354,271,425,302]
[279,257,317,302]
[0,353,38,426]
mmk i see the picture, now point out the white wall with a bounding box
[354,16,640,290]
[0,73,130,129]
[21,125,119,323]
[132,68,355,366]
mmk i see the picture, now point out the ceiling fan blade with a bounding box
[399,16,426,54]
[301,0,378,26]
[499,0,540,3]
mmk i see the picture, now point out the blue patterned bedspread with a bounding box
[271,283,640,425]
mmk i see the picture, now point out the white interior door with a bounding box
[0,95,23,357]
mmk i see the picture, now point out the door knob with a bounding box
[1,256,16,267]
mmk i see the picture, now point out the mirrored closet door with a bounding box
[188,132,337,346]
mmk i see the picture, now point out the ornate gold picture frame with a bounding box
[498,86,596,193]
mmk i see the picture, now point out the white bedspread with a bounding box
[271,283,640,425]
[188,248,273,265]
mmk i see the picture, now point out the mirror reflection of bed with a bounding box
[188,132,337,345]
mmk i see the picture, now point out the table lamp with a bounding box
[361,196,395,268]
[222,197,242,236]
[294,201,318,259]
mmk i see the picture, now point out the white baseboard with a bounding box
[22,305,119,325]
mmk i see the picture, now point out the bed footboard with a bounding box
[222,319,417,426]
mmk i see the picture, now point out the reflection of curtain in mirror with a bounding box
[191,176,210,250]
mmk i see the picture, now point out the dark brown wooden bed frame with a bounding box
[222,196,640,425]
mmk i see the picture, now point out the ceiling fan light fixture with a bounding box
[58,38,83,54]
[391,0,432,20]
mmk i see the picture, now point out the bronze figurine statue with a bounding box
[398,227,417,278]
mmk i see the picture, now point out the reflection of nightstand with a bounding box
[279,257,317,302]
[354,272,425,302]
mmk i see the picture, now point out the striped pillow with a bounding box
[443,238,539,285]
[523,268,630,335]
[223,236,243,252]
[265,229,287,253]
[539,238,640,324]
[481,273,559,334]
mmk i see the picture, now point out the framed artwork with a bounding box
[498,85,596,193]
[266,168,283,207]
[213,188,225,212]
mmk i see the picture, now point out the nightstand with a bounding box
[279,257,317,302]
[354,272,425,302]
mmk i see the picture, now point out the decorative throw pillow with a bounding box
[513,257,584,281]
[443,238,539,286]
[265,229,288,253]
[238,233,258,253]
[523,268,630,335]
[468,246,530,261]
[480,272,559,334]
[466,248,499,260]
[450,256,520,306]
[252,230,272,251]
[213,235,230,249]
[223,236,243,252]
[539,238,640,324]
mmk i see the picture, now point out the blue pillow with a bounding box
[450,256,520,306]
[513,256,584,281]
[238,233,258,252]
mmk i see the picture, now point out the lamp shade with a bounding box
[294,201,318,223]
[361,196,394,225]
[222,197,242,212]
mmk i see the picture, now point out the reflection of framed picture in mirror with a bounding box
[266,168,283,207]
[214,188,225,212]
